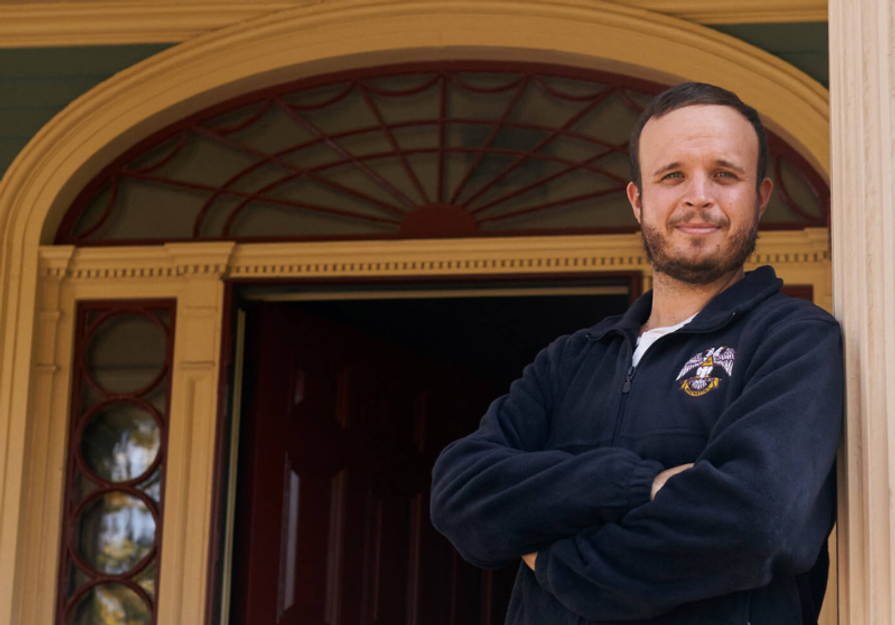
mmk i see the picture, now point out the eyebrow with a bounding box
[652,162,681,177]
[715,159,747,174]
[651,159,747,177]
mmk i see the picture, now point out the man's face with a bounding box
[626,105,773,285]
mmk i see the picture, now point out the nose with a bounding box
[683,173,714,209]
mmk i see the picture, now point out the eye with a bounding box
[662,172,683,180]
[715,171,737,179]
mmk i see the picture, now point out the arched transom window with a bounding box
[56,62,829,245]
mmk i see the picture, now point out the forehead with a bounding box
[638,104,759,169]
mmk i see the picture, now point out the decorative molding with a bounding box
[829,0,895,623]
[0,2,297,48]
[36,245,75,281]
[165,242,237,279]
[0,0,829,49]
[612,0,827,24]
[39,230,830,283]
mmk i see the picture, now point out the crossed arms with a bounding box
[430,320,842,620]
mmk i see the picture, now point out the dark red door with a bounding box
[232,304,514,625]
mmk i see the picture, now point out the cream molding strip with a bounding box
[0,0,828,48]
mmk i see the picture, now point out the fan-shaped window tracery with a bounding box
[55,63,829,246]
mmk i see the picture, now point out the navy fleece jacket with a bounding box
[430,266,842,624]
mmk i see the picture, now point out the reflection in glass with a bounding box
[133,560,156,599]
[73,583,150,625]
[87,315,166,394]
[76,492,155,575]
[81,404,160,483]
[137,468,162,504]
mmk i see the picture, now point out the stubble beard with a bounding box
[640,204,760,286]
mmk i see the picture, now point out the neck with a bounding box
[644,267,745,333]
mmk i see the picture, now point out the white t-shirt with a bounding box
[631,313,697,367]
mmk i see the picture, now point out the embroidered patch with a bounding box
[676,346,736,397]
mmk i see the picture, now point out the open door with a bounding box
[232,303,513,625]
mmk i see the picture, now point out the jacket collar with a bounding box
[587,265,783,342]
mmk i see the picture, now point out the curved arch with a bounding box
[0,1,830,620]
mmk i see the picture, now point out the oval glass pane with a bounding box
[76,492,155,575]
[81,404,161,483]
[73,583,150,625]
[87,314,166,394]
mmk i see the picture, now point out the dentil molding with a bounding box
[38,230,831,282]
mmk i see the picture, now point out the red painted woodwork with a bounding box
[232,304,514,625]
[54,62,830,246]
[781,284,814,302]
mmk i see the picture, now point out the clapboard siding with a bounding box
[0,44,171,177]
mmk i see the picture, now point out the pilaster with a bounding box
[829,1,895,623]
[157,242,234,625]
[16,247,76,625]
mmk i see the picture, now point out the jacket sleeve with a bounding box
[532,319,843,619]
[430,334,664,569]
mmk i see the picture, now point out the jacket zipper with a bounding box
[610,364,636,445]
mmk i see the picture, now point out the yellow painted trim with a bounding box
[0,3,294,47]
[614,0,827,24]
[250,286,632,301]
[0,2,831,624]
[0,0,828,49]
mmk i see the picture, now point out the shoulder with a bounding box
[526,320,616,383]
[742,292,839,335]
[734,293,842,369]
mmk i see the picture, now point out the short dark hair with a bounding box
[629,82,768,192]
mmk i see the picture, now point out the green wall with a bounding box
[709,22,829,88]
[0,44,172,178]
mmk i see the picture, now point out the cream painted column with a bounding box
[157,242,234,625]
[829,1,895,624]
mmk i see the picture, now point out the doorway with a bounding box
[225,275,636,625]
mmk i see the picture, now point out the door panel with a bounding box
[233,304,511,625]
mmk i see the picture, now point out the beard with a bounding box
[640,205,760,286]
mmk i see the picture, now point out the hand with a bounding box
[650,463,694,501]
[522,552,537,571]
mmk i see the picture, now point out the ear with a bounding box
[757,177,773,219]
[627,182,643,224]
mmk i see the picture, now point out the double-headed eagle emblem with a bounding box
[676,346,736,397]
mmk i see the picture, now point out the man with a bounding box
[430,82,842,624]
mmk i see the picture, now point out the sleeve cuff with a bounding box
[627,460,664,509]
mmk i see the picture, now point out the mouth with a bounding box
[675,223,722,235]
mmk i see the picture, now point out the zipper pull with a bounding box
[622,365,635,393]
